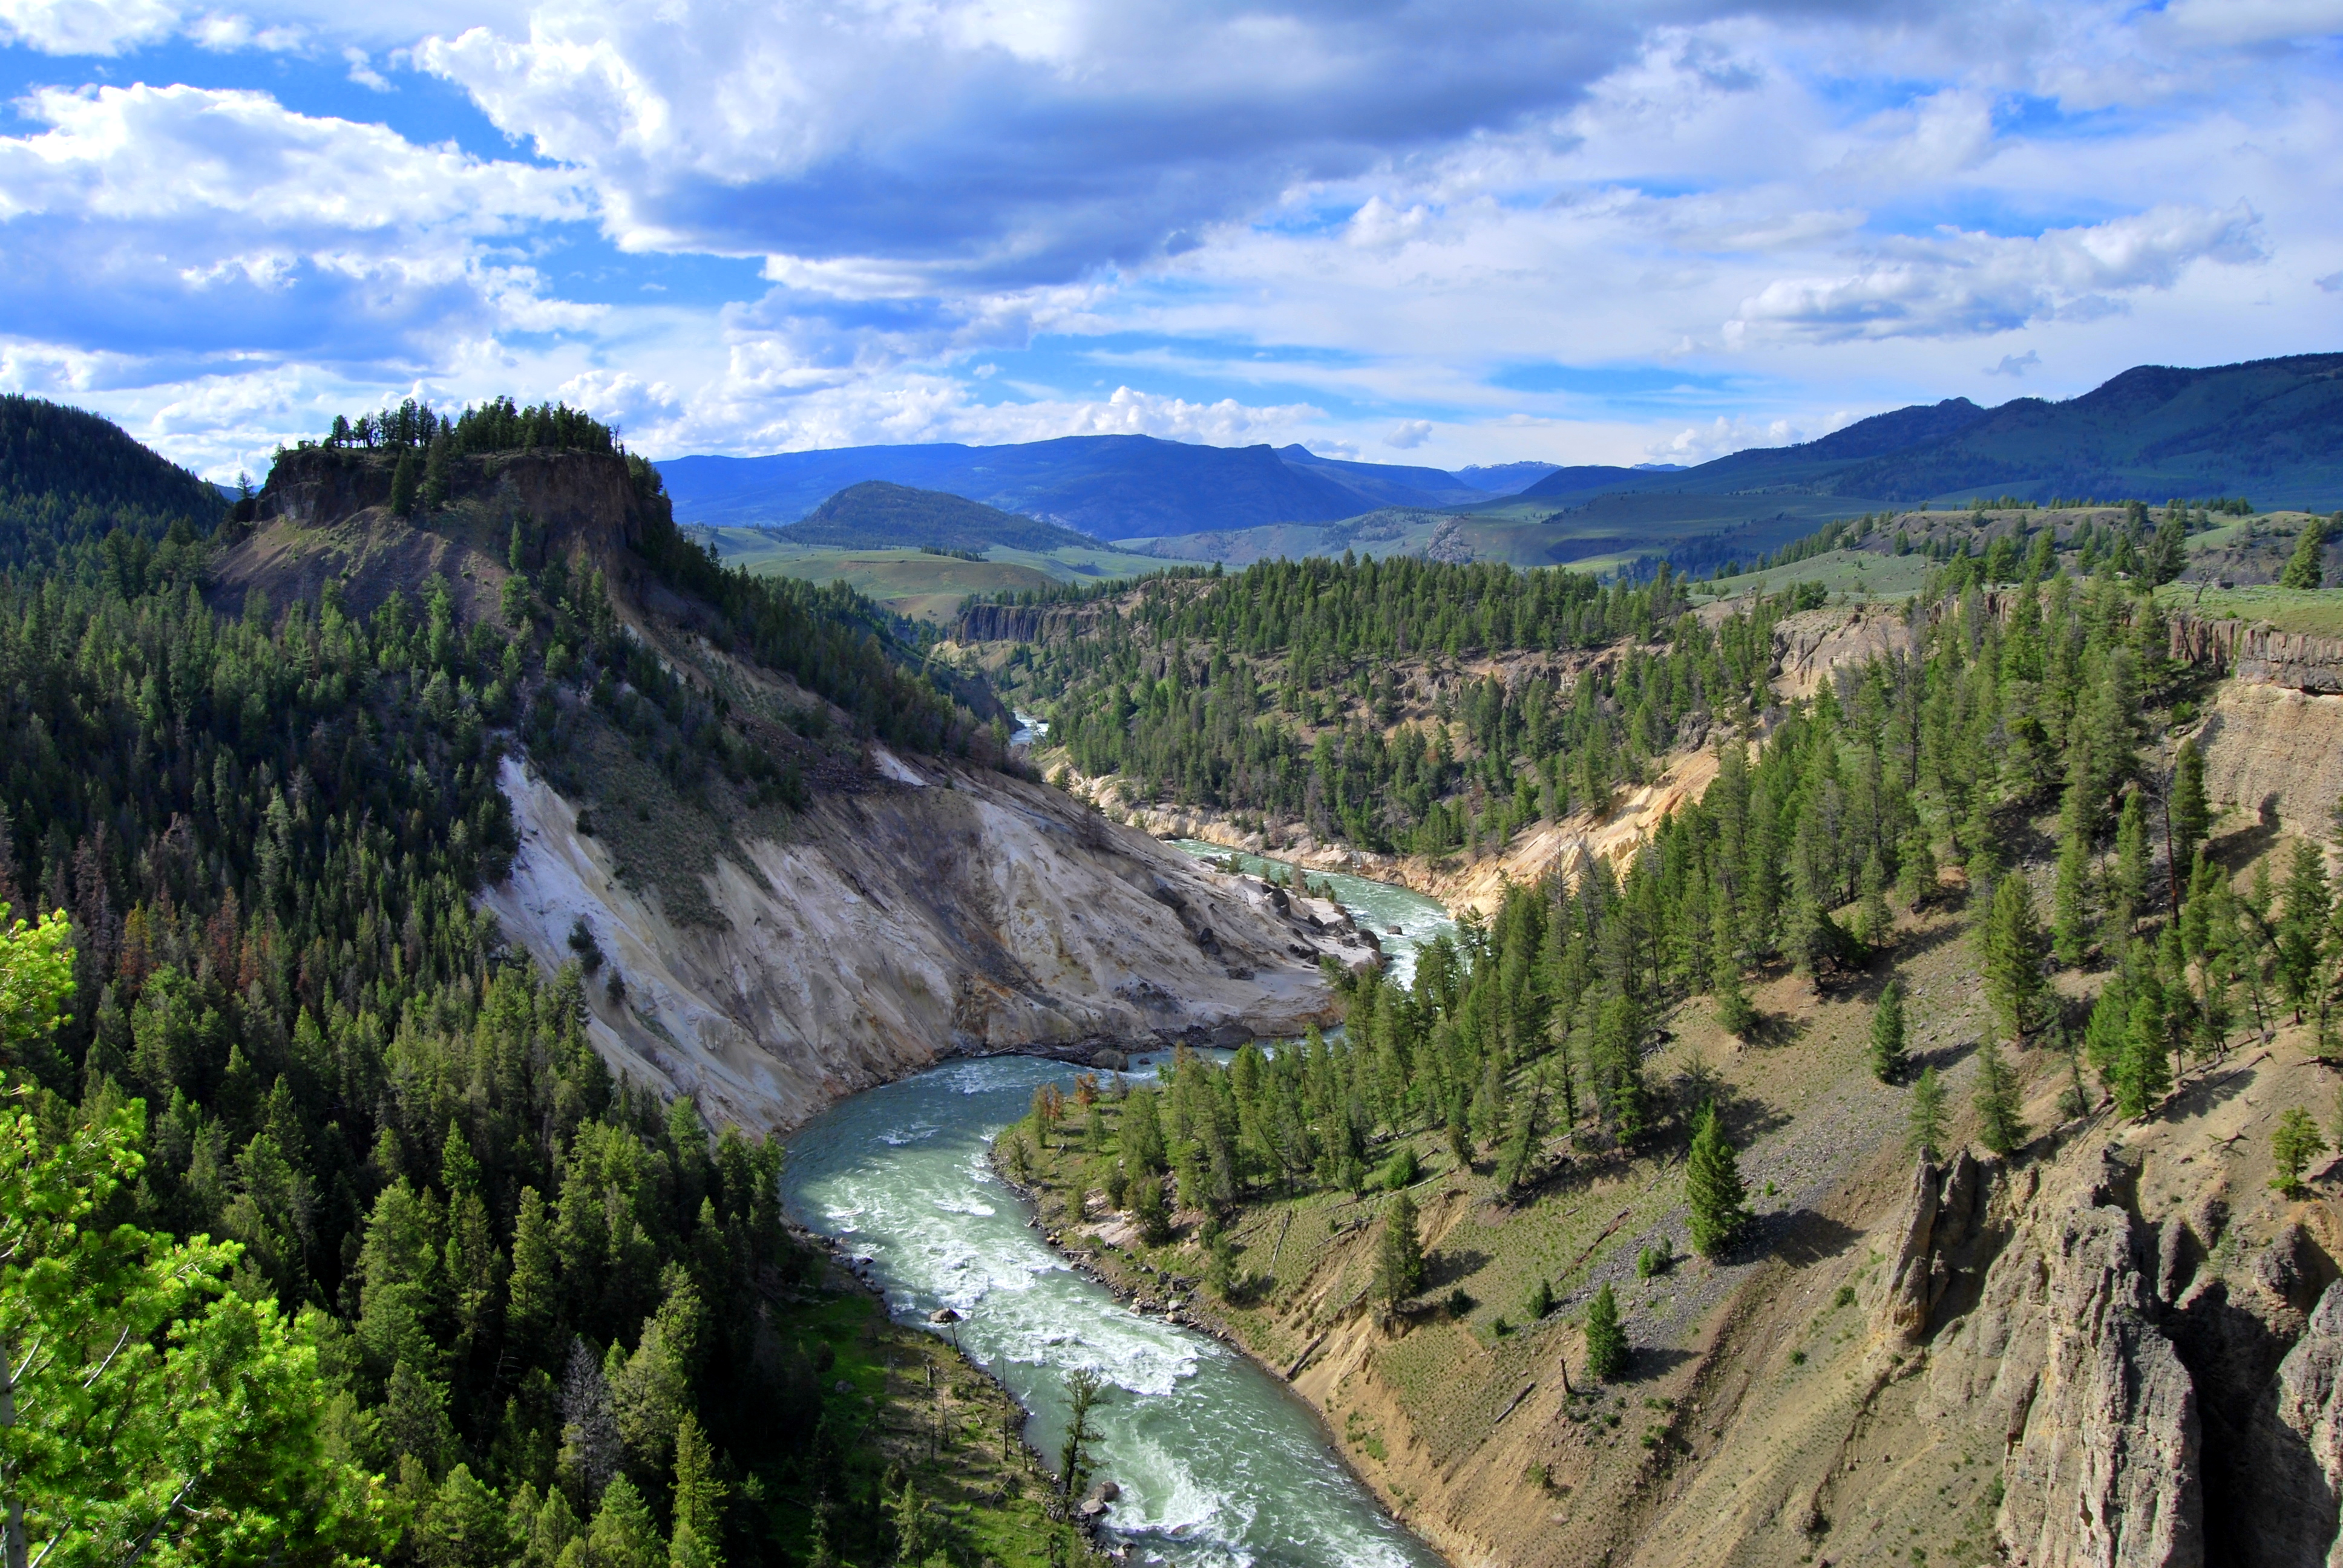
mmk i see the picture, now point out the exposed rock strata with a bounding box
[483,755,1353,1132]
[1899,1151,2203,1568]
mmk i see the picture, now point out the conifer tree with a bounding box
[1972,1037,2027,1157]
[2113,790,2151,935]
[2282,518,2327,590]
[1375,1191,1427,1306]
[1982,874,2048,1044]
[1582,1282,1628,1382]
[390,449,420,517]
[2272,1107,2327,1197]
[2171,741,2209,875]
[1712,951,1756,1039]
[669,1415,727,1568]
[2053,780,2096,966]
[1870,978,1909,1083]
[2115,976,2172,1118]
[1907,1066,1947,1161]
[1685,1102,1749,1258]
[1856,846,1892,949]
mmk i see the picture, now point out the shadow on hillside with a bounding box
[1758,1209,1862,1269]
[1617,1345,1696,1385]
[2158,1056,2262,1124]
[1906,1035,1979,1076]
[1428,1246,1490,1290]
[2210,805,2282,877]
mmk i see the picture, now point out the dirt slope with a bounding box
[216,447,1360,1131]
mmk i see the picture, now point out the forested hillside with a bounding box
[0,394,223,570]
[988,523,2343,1567]
[0,400,1074,1568]
[1001,554,2235,1197]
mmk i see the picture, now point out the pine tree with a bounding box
[1972,1037,2027,1156]
[1582,1282,1628,1381]
[1375,1191,1427,1306]
[1712,953,1757,1038]
[1907,1067,1947,1161]
[2273,1106,2328,1196]
[2282,518,2327,590]
[390,449,421,518]
[1856,846,1892,949]
[2115,978,2172,1118]
[2113,790,2151,935]
[2144,509,2188,586]
[586,1474,664,1568]
[1982,874,2048,1044]
[1870,978,1908,1083]
[669,1415,727,1568]
[2171,742,2209,874]
[2053,779,2096,966]
[1685,1103,1749,1258]
[1897,828,1938,910]
[423,431,454,510]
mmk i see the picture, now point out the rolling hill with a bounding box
[776,480,1104,552]
[664,353,2343,573]
[0,394,224,566]
[655,434,1553,538]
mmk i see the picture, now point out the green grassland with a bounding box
[2154,581,2343,637]
[1122,491,1889,573]
[1689,547,1938,604]
[702,527,1204,619]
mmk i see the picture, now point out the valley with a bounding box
[8,384,2343,1568]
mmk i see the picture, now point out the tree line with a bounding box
[0,405,1050,1568]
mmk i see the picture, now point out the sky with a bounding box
[1,0,2339,483]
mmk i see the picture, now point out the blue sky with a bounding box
[2,0,2339,481]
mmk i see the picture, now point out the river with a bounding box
[1167,840,1453,987]
[780,854,1455,1566]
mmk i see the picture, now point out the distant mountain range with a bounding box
[655,436,1558,539]
[658,354,2343,547]
[1522,355,2343,511]
[778,481,1104,553]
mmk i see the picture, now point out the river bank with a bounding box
[1038,748,1719,918]
[780,1053,1447,1567]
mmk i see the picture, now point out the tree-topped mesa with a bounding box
[306,394,620,459]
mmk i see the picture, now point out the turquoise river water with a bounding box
[778,846,1454,1566]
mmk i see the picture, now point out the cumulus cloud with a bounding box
[0,83,591,358]
[413,0,1679,288]
[0,0,179,53]
[1653,410,1849,465]
[1384,419,1434,448]
[1728,203,2267,342]
[1985,350,2040,376]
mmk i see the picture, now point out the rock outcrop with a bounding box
[1915,1152,2203,1568]
[2244,1281,2343,1568]
[483,754,1354,1132]
[1769,603,1918,700]
[2168,617,2343,695]
[1871,1151,1999,1350]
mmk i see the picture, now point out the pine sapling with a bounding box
[1870,978,1908,1083]
[1685,1102,1750,1258]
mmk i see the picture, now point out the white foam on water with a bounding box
[782,1054,1445,1568]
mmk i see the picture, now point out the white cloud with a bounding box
[0,83,592,359]
[0,0,177,53]
[1384,419,1433,448]
[1728,203,2267,343]
[1653,410,1850,465]
[344,45,392,90]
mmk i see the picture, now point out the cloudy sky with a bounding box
[2,0,2338,482]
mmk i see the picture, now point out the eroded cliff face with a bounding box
[1909,1154,2201,1568]
[482,752,1357,1132]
